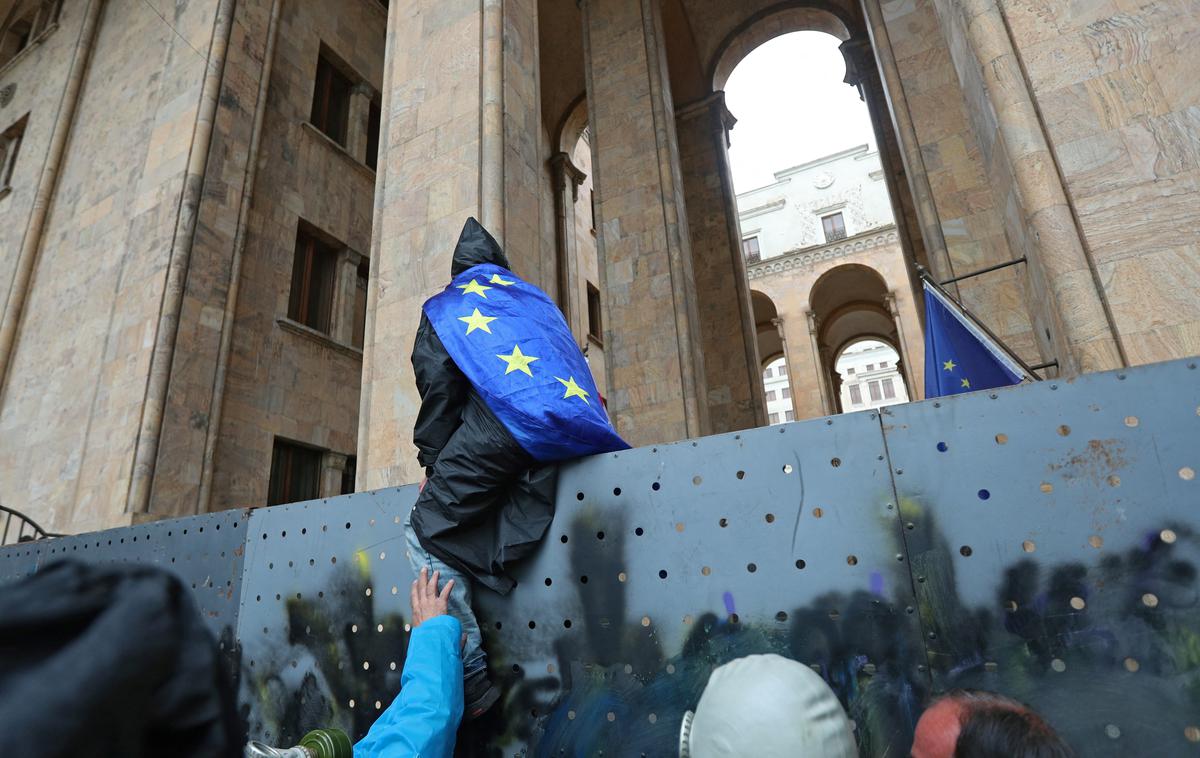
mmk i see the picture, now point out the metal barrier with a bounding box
[2,358,1198,756]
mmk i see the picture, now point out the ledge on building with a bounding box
[0,22,58,79]
[299,121,377,180]
[277,317,364,360]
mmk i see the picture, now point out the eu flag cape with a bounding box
[422,262,628,463]
[923,280,1026,398]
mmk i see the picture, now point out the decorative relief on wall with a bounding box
[747,227,899,280]
[789,185,866,248]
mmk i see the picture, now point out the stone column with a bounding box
[581,0,709,445]
[345,82,374,165]
[932,0,1123,374]
[676,92,767,433]
[358,0,544,490]
[885,291,918,399]
[319,452,348,498]
[842,36,931,302]
[860,1,953,283]
[330,248,365,346]
[771,317,799,420]
[804,310,834,416]
[549,152,587,341]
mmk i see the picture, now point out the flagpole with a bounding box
[914,264,1043,380]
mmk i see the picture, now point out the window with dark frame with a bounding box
[366,97,381,170]
[882,377,896,400]
[765,389,777,402]
[586,282,602,343]
[763,366,773,378]
[821,212,847,242]
[352,258,369,349]
[868,380,882,402]
[310,49,353,147]
[340,456,357,496]
[267,439,322,506]
[0,114,28,192]
[742,236,761,263]
[782,387,790,399]
[288,222,339,334]
[849,384,863,405]
[785,410,795,422]
[0,0,60,68]
[768,412,779,424]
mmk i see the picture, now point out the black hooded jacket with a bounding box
[409,218,558,595]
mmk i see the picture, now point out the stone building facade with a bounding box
[0,0,1196,535]
[739,144,924,420]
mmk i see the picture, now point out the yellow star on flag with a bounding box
[556,376,590,405]
[458,308,496,335]
[457,279,492,298]
[943,359,956,371]
[489,273,516,286]
[497,345,538,376]
[961,378,971,388]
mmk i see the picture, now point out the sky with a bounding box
[724,32,878,194]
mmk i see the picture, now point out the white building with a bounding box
[739,145,921,420]
[762,356,794,424]
[835,340,910,411]
[737,144,895,263]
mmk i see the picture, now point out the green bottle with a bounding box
[245,728,353,758]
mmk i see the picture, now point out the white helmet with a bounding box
[679,654,857,757]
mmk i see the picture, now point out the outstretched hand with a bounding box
[410,566,454,628]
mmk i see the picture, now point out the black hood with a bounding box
[451,217,510,276]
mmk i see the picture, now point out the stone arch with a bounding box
[751,289,783,369]
[708,3,855,92]
[554,92,589,156]
[808,263,909,412]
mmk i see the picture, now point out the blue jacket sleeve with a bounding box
[354,615,464,758]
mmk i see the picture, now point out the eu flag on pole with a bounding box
[423,261,629,463]
[923,280,1027,398]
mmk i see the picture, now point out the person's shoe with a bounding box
[464,668,501,720]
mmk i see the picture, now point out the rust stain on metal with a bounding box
[1048,439,1128,486]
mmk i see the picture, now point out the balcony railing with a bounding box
[1,504,61,546]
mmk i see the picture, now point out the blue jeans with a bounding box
[404,506,486,678]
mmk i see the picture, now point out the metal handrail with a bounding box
[0,504,62,546]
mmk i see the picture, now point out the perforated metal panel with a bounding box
[233,488,418,746]
[885,358,1200,756]
[2,358,1197,756]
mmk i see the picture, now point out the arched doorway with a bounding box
[809,263,916,414]
[834,338,910,411]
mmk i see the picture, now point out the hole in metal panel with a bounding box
[651,482,661,491]
[1057,425,1071,436]
[736,470,745,480]
[1124,415,1139,427]
[765,513,775,523]
[1040,482,1053,493]
[959,546,973,557]
[1161,529,1177,544]
[1142,593,1159,608]
[812,508,824,518]
[936,442,948,452]
[719,518,729,528]
[1107,474,1121,487]
[693,475,702,485]
[782,464,793,474]
[846,555,858,566]
[1070,597,1086,610]
[830,457,841,467]
[1022,540,1036,553]
[977,489,990,500]
[995,433,1008,444]
[613,487,621,496]
[746,563,757,573]
[795,559,806,569]
[1123,657,1139,673]
[1089,535,1103,549]
[1181,467,1195,481]
[634,527,643,536]
[701,566,711,576]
